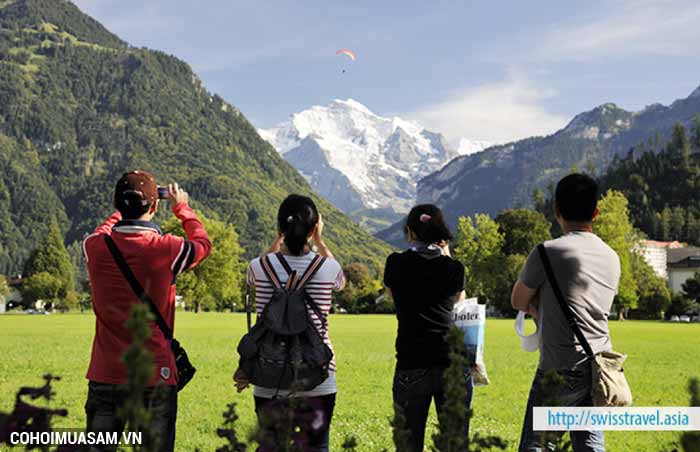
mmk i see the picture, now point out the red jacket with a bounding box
[83,203,211,386]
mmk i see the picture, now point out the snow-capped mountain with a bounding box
[259,99,489,222]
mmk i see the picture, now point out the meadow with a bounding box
[0,313,698,451]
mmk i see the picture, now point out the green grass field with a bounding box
[0,313,698,451]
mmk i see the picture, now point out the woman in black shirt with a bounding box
[384,204,473,451]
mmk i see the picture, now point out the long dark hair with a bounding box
[278,194,319,255]
[404,204,453,244]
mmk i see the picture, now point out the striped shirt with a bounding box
[246,252,345,398]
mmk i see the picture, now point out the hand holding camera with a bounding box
[158,183,189,207]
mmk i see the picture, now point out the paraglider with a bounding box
[336,49,356,61]
[336,49,355,74]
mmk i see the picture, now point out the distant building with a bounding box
[636,240,682,279]
[667,247,700,293]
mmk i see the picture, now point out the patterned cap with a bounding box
[114,170,158,209]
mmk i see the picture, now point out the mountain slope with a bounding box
[414,92,700,227]
[0,0,391,274]
[259,100,489,225]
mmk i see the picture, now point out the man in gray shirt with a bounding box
[511,174,620,452]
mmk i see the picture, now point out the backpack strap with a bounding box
[296,255,326,290]
[275,252,294,274]
[274,253,299,289]
[270,253,329,327]
[537,244,595,358]
[260,254,282,289]
[275,252,326,291]
[245,284,252,332]
[297,255,328,329]
[285,270,299,290]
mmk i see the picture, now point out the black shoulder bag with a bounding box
[104,235,196,391]
[537,243,632,407]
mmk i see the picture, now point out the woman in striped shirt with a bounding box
[234,194,346,452]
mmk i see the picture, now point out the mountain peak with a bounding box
[330,98,375,115]
[0,0,127,48]
[563,102,632,136]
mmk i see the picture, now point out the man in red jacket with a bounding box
[83,171,211,451]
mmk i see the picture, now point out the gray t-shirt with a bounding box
[520,232,621,371]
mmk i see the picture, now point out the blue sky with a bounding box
[73,0,700,144]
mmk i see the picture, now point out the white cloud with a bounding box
[406,72,569,144]
[533,0,700,61]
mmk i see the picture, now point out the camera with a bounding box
[157,187,170,200]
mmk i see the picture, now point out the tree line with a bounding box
[11,122,700,319]
[11,190,700,320]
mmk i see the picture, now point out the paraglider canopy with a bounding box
[336,49,356,61]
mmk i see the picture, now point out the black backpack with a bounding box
[237,253,333,393]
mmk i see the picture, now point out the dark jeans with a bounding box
[254,393,336,452]
[85,381,177,452]
[392,366,474,452]
[518,366,605,452]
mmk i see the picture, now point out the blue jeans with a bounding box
[393,366,474,452]
[85,381,177,452]
[518,366,605,452]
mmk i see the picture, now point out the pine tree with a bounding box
[23,216,74,299]
[670,123,691,169]
[659,208,672,241]
[692,115,700,153]
[687,212,700,244]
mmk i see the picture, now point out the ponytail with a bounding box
[278,195,319,255]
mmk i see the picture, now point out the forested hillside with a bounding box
[0,0,391,274]
[600,120,700,244]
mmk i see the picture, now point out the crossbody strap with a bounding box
[537,244,594,358]
[103,235,173,340]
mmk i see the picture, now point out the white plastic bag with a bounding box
[515,311,540,352]
[453,298,490,386]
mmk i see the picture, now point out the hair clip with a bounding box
[287,215,294,223]
[419,214,432,223]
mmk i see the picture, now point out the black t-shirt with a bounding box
[384,250,466,370]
